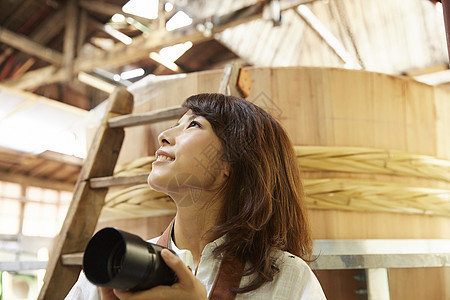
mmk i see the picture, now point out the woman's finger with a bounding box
[161,249,194,284]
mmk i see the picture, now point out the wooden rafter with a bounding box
[0,26,63,66]
[79,0,154,24]
[63,0,78,81]
[30,5,66,44]
[2,1,266,90]
[0,65,65,90]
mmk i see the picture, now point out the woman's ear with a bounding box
[223,162,230,177]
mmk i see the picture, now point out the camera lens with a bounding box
[108,240,125,278]
[83,227,176,291]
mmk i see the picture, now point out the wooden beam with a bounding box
[0,7,66,87]
[77,9,88,56]
[63,0,78,81]
[0,6,66,81]
[79,0,154,24]
[87,16,133,45]
[77,71,117,94]
[38,151,83,166]
[10,58,35,78]
[38,87,134,300]
[0,65,65,90]
[0,27,63,65]
[0,170,75,191]
[294,5,361,69]
[149,51,183,72]
[3,2,267,90]
[0,48,14,65]
[108,105,186,128]
[30,6,66,44]
[75,2,266,72]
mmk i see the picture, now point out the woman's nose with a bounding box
[158,129,173,146]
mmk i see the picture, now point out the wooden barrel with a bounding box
[99,67,450,299]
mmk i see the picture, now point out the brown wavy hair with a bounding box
[182,93,312,293]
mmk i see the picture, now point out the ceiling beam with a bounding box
[0,48,14,65]
[10,57,35,78]
[0,170,75,191]
[63,0,78,81]
[31,5,67,44]
[0,6,66,78]
[0,26,63,66]
[0,65,65,90]
[77,9,88,55]
[3,1,267,90]
[79,0,154,24]
[74,2,266,72]
[77,72,117,94]
[295,5,361,69]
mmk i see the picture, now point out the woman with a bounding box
[66,93,325,299]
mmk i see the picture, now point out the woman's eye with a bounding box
[187,120,201,128]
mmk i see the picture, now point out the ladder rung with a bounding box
[108,105,185,128]
[61,253,83,266]
[90,173,148,188]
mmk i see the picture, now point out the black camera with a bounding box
[83,227,177,291]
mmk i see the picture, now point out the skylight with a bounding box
[0,87,88,158]
[160,41,193,62]
[166,11,193,31]
[122,0,159,20]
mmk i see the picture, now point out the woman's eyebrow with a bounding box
[187,114,197,122]
[174,114,197,127]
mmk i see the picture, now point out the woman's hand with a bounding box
[100,287,119,300]
[103,249,208,300]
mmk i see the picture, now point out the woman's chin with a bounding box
[147,173,167,192]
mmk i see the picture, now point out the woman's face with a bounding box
[148,109,229,206]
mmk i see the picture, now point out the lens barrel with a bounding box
[83,227,177,291]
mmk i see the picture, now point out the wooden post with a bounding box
[63,0,78,82]
[38,87,133,300]
[77,9,88,56]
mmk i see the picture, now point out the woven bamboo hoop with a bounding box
[102,146,450,218]
[295,146,450,183]
[303,178,450,217]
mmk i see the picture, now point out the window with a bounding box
[0,181,71,237]
[22,187,71,237]
[0,182,22,235]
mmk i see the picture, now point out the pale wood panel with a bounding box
[404,79,437,156]
[389,268,450,300]
[435,86,450,160]
[309,210,450,240]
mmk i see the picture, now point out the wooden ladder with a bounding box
[38,63,251,300]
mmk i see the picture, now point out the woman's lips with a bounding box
[154,149,175,162]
